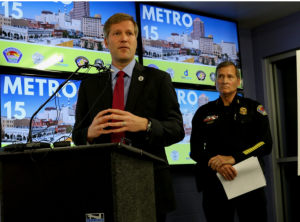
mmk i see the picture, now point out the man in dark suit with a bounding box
[72,13,184,222]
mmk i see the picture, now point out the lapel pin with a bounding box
[138,76,144,81]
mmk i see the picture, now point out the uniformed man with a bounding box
[190,61,272,222]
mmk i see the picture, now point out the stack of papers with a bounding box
[216,157,266,199]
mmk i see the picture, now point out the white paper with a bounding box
[216,156,266,200]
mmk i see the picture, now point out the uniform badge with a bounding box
[257,105,267,115]
[239,107,247,115]
[204,115,218,122]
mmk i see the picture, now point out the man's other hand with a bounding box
[208,155,236,171]
[217,164,237,181]
[87,110,112,143]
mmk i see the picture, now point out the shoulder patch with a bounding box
[257,105,267,115]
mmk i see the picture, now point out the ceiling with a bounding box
[152,2,300,29]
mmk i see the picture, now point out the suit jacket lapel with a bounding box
[126,62,147,113]
[96,72,112,109]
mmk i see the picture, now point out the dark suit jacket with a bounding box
[72,61,184,214]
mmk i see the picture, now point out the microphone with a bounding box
[86,59,114,77]
[94,59,104,69]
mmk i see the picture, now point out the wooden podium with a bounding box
[0,143,164,222]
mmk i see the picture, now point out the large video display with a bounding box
[140,4,242,87]
[0,1,136,73]
[0,74,81,147]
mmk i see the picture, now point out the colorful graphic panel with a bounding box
[0,74,81,146]
[140,4,242,87]
[0,1,136,73]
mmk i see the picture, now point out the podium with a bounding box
[0,143,165,222]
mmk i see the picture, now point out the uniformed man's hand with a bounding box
[87,109,112,143]
[106,109,148,133]
[217,164,237,181]
[208,155,236,171]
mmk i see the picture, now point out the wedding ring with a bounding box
[123,121,125,126]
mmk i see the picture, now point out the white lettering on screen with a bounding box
[177,90,197,106]
[177,90,187,105]
[143,5,193,28]
[4,76,22,95]
[156,8,163,23]
[35,79,47,96]
[3,76,77,98]
[48,80,61,97]
[24,78,34,95]
[143,5,155,21]
[187,91,197,106]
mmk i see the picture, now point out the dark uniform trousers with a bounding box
[203,175,267,222]
[190,94,273,222]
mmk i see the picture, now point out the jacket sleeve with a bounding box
[190,106,214,171]
[72,81,90,146]
[148,74,185,147]
[232,103,273,163]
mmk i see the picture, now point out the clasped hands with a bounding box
[87,109,148,143]
[208,155,237,181]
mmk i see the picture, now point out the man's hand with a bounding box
[87,110,112,143]
[107,109,148,133]
[208,155,236,171]
[217,164,237,181]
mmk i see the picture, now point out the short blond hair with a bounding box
[103,13,139,38]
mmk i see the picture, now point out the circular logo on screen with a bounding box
[166,68,175,78]
[147,64,159,69]
[171,150,179,161]
[74,56,89,68]
[196,70,206,81]
[210,72,216,82]
[32,52,44,64]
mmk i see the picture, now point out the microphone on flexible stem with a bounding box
[93,59,114,77]
[94,59,104,77]
[26,65,84,148]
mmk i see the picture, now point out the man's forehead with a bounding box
[111,20,134,28]
[217,65,236,75]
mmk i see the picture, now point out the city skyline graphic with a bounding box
[2,1,137,23]
[140,4,239,51]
